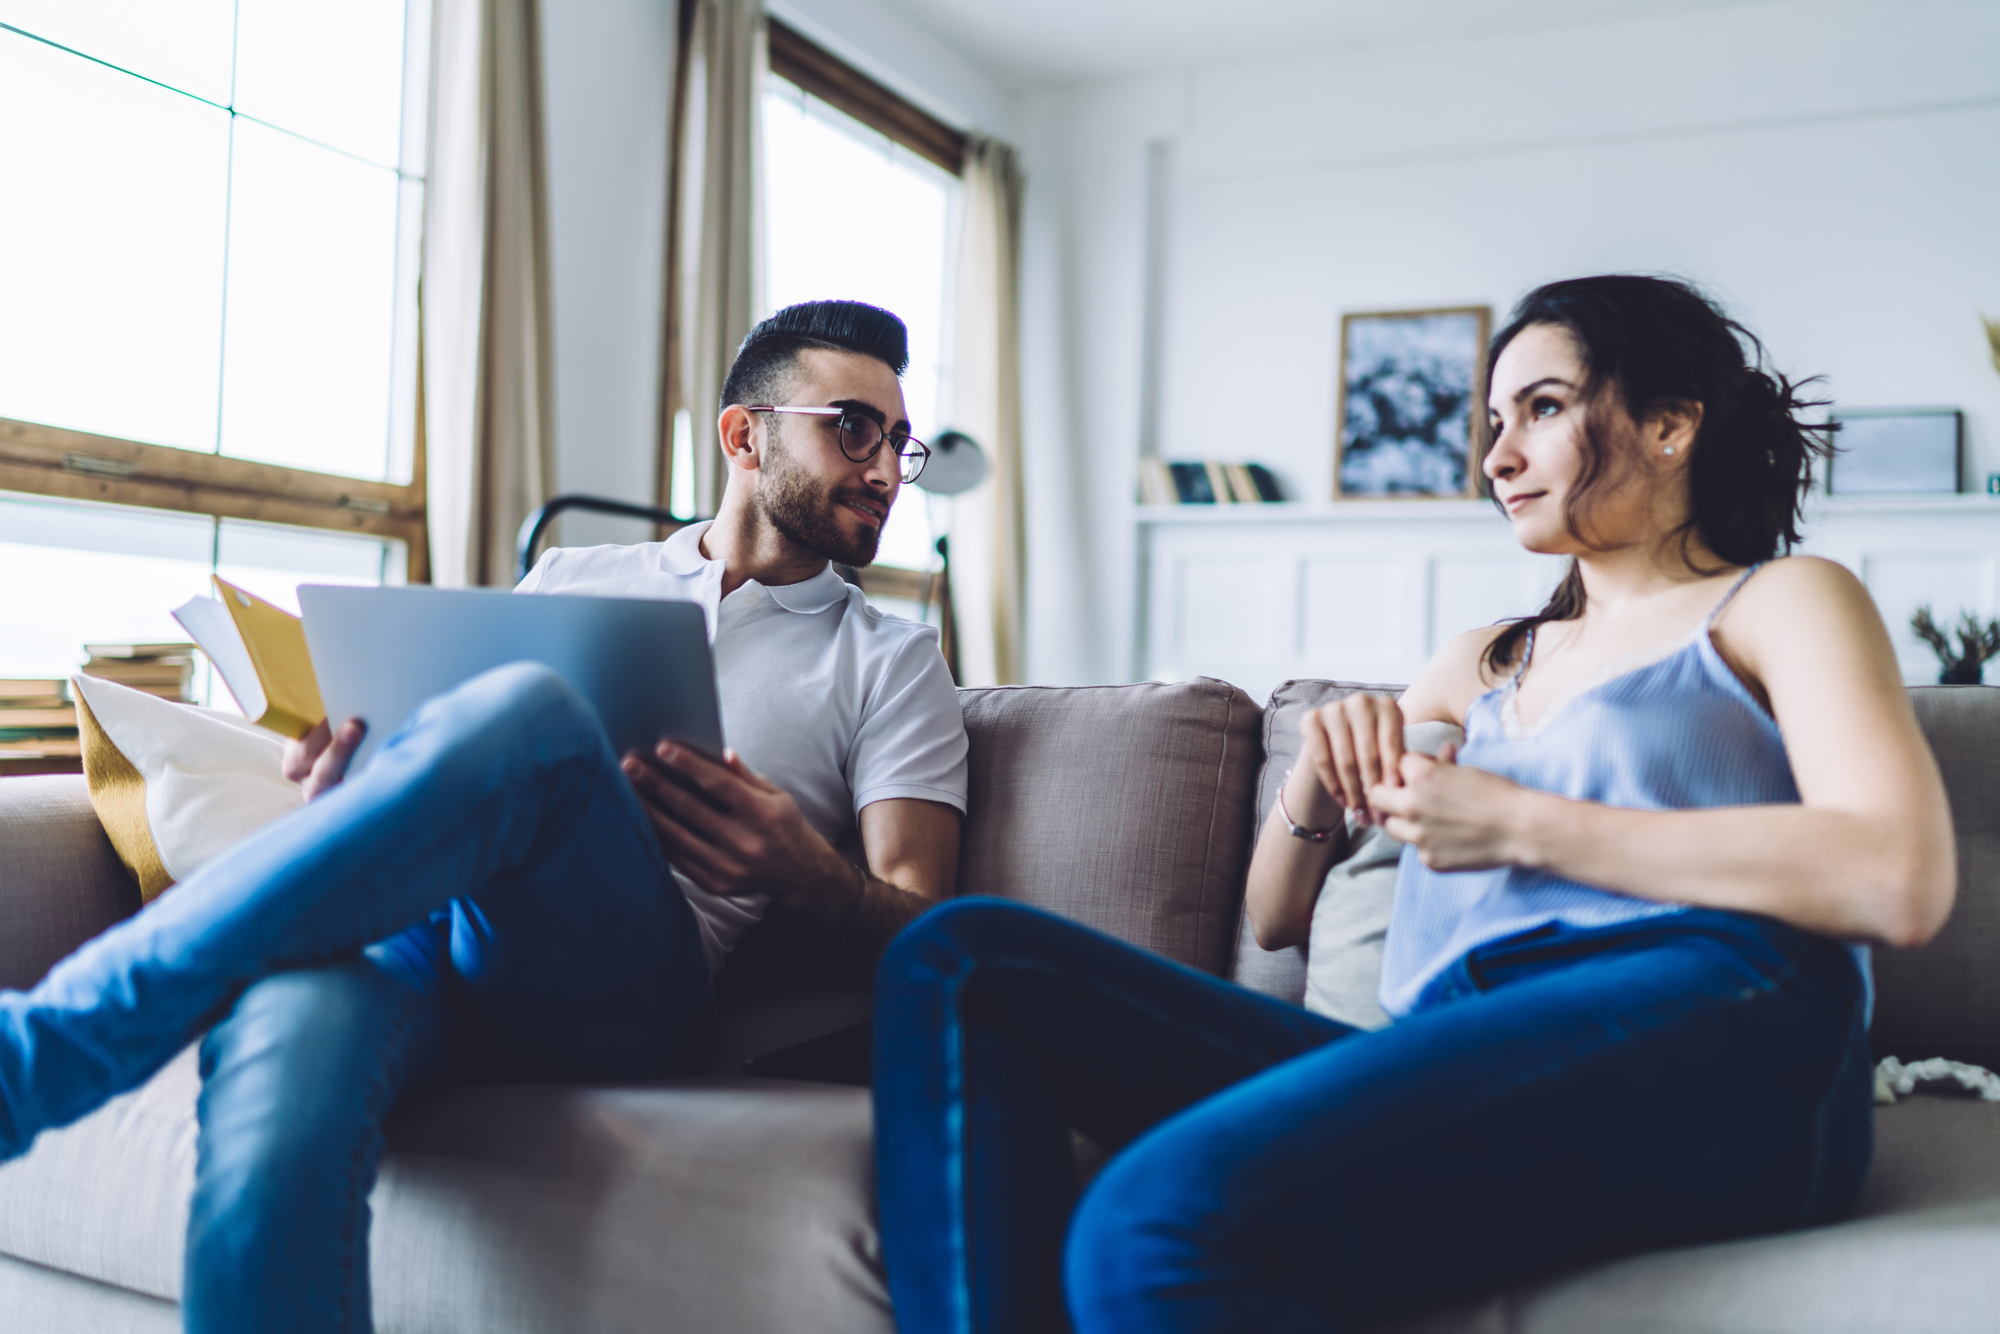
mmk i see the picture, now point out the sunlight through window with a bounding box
[761,78,954,578]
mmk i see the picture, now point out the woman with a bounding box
[871,275,1956,1333]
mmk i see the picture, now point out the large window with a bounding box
[688,20,967,611]
[759,75,953,574]
[0,2,428,687]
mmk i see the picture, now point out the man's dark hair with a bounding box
[719,300,909,409]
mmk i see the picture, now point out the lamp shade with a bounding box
[916,430,988,496]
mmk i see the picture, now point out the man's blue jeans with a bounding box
[873,897,1874,1333]
[0,663,714,1333]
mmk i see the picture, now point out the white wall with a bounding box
[1017,0,2000,684]
[539,0,676,551]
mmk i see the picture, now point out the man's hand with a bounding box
[622,740,850,905]
[282,718,366,802]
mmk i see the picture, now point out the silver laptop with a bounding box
[298,585,724,777]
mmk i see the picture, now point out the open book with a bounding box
[172,578,327,740]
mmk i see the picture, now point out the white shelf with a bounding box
[1805,494,2000,516]
[1135,499,1503,524]
[1136,495,2000,526]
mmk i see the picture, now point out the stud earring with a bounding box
[1663,446,1676,456]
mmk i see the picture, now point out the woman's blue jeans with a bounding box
[0,663,715,1333]
[873,897,1874,1334]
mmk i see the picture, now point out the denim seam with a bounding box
[1793,989,1871,1227]
[940,953,975,1334]
[331,987,423,1334]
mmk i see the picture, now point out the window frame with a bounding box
[764,20,967,177]
[0,12,431,581]
[657,11,969,519]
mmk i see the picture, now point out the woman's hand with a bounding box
[1368,747,1532,871]
[1301,692,1407,825]
[282,717,366,802]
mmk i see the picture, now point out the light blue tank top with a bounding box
[1379,565,1871,1019]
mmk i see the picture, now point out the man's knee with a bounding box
[443,660,594,740]
[391,660,601,777]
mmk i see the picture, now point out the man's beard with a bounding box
[757,435,885,567]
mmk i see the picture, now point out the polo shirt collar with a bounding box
[662,520,852,615]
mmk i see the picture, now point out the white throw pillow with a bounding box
[73,673,302,901]
[1303,720,1463,1030]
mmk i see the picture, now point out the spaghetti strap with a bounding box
[1511,627,1537,686]
[1702,563,1765,631]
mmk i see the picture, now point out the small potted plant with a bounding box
[1911,605,2000,685]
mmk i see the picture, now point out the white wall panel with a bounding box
[1142,498,2000,702]
[1301,554,1404,677]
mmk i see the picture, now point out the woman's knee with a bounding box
[877,896,1049,992]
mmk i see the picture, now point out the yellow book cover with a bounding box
[209,578,326,739]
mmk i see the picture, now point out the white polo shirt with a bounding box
[516,521,968,971]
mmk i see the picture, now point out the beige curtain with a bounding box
[664,0,764,518]
[423,0,557,587]
[946,136,1025,686]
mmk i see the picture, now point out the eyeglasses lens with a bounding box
[834,413,926,483]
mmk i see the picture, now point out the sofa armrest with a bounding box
[0,776,142,990]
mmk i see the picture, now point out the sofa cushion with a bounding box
[956,679,1261,977]
[0,1046,894,1334]
[1389,1096,2000,1334]
[1233,680,1401,1003]
[1873,687,2000,1068]
[0,776,141,991]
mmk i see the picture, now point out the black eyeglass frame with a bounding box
[745,405,930,484]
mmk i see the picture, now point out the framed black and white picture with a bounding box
[1827,407,1963,495]
[1334,306,1491,499]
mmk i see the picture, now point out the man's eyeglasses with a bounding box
[746,406,930,485]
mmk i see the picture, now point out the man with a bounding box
[0,300,966,1334]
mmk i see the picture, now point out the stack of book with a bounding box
[1138,460,1285,506]
[0,678,80,776]
[79,642,198,701]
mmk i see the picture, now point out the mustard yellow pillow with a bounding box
[73,674,302,902]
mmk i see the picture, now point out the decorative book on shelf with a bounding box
[0,675,80,774]
[79,643,197,701]
[1138,459,1284,505]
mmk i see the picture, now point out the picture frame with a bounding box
[1333,306,1491,499]
[1826,407,1963,496]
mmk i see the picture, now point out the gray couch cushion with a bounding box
[1391,1096,2000,1334]
[0,776,141,990]
[0,1046,893,1334]
[1873,687,2000,1068]
[957,679,1261,977]
[1233,680,1401,1003]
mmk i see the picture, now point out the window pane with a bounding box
[0,1,235,105]
[233,0,407,167]
[0,30,229,449]
[762,82,952,573]
[216,518,405,617]
[219,118,399,480]
[0,492,215,680]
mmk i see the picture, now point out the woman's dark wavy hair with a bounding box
[1481,275,1835,677]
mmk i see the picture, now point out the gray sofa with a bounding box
[0,678,1995,1332]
